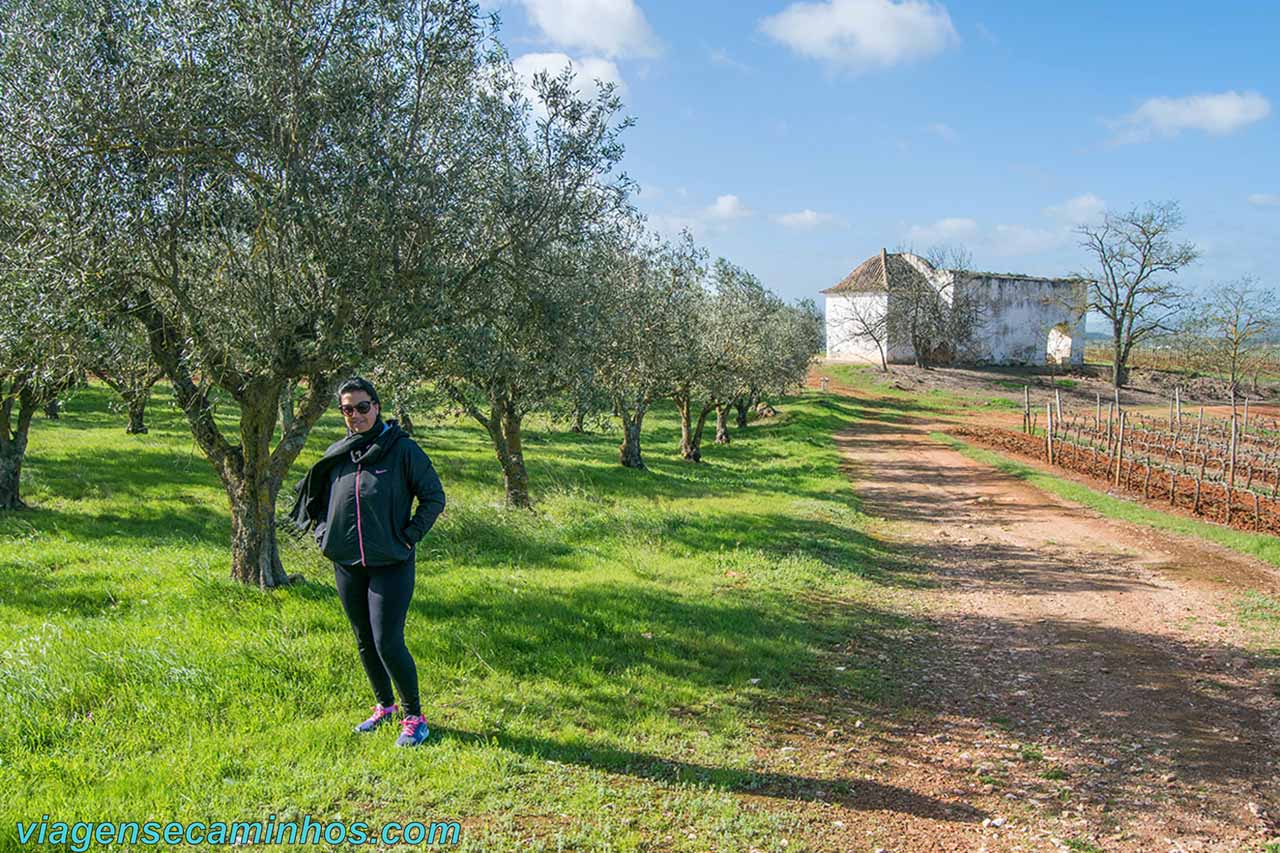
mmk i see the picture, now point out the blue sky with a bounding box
[488,0,1278,317]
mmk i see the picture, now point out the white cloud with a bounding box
[1111,90,1271,143]
[928,122,958,141]
[646,194,754,238]
[511,52,627,112]
[759,0,958,71]
[1044,193,1106,225]
[907,194,1107,259]
[705,194,752,220]
[1249,193,1280,207]
[518,0,660,59]
[907,217,978,244]
[774,209,836,229]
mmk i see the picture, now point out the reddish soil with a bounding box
[765,379,1280,852]
[951,424,1280,540]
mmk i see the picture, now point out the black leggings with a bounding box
[334,558,420,717]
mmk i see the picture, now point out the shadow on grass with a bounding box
[432,724,987,822]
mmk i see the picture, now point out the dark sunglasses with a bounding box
[339,401,375,416]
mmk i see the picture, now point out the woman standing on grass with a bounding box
[291,377,446,748]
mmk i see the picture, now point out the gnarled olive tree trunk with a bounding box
[395,403,414,436]
[224,383,292,587]
[0,387,37,510]
[674,389,714,462]
[444,382,532,508]
[714,405,730,445]
[95,368,164,434]
[617,398,648,469]
[137,299,337,587]
[121,387,155,434]
[481,398,531,508]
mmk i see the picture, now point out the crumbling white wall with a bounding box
[953,275,1087,366]
[825,271,1087,367]
[825,293,890,364]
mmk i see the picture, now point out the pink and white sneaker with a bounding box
[355,703,399,733]
[395,715,429,747]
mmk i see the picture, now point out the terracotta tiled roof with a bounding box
[821,253,885,295]
[822,250,935,295]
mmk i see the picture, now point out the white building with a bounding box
[823,249,1088,367]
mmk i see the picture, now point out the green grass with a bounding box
[1239,591,1280,629]
[1065,838,1103,853]
[0,384,919,851]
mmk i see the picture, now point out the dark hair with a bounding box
[336,376,380,406]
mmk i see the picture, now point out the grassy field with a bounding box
[0,384,920,852]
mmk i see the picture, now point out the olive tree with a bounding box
[592,227,704,468]
[87,315,165,434]
[668,259,776,461]
[4,0,506,586]
[708,262,785,444]
[0,194,84,509]
[390,63,632,507]
[753,298,824,406]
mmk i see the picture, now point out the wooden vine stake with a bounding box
[1023,385,1030,434]
[1194,451,1207,515]
[1227,412,1237,525]
[1114,411,1126,487]
[1046,402,1054,465]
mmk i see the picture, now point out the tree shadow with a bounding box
[431,725,987,822]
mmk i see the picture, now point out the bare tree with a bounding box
[924,244,973,275]
[829,296,889,371]
[882,246,982,368]
[1076,201,1199,387]
[1197,278,1278,411]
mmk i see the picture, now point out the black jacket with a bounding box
[291,421,446,568]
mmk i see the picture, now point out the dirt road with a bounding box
[776,396,1280,852]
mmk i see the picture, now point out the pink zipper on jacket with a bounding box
[355,464,367,566]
